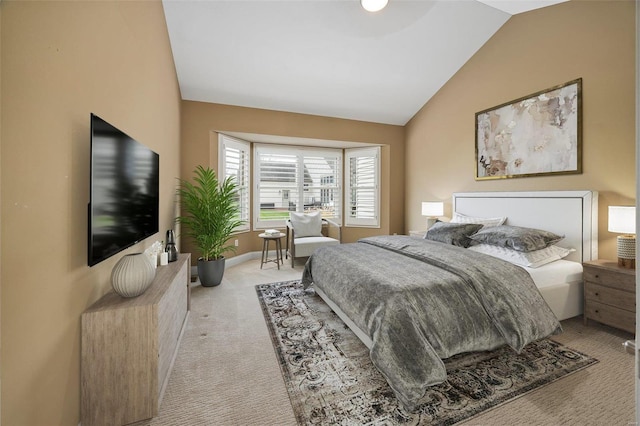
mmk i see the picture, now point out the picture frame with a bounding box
[475,78,582,180]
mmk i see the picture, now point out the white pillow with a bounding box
[289,211,323,237]
[468,243,574,268]
[451,212,507,228]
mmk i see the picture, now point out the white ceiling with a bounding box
[163,0,566,126]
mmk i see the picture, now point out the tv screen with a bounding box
[88,114,159,266]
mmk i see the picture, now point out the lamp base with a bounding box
[617,235,636,269]
[618,257,635,269]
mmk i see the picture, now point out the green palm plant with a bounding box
[176,165,244,261]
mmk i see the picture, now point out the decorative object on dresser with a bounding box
[421,201,443,229]
[81,253,191,426]
[145,240,165,268]
[176,166,244,287]
[608,206,636,269]
[165,229,178,262]
[583,259,635,333]
[110,252,156,298]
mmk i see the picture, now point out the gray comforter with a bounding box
[301,235,561,411]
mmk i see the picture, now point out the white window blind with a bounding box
[345,146,380,227]
[218,134,250,232]
[254,145,341,229]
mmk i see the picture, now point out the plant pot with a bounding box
[198,257,225,287]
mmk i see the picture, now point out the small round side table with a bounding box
[258,233,283,269]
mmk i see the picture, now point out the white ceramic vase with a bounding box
[111,253,156,297]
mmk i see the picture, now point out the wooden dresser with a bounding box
[583,259,635,334]
[81,253,191,426]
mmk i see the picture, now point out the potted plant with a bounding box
[176,165,244,287]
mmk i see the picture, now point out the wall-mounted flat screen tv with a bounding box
[88,114,159,266]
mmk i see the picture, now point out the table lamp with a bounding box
[422,201,444,230]
[608,205,636,269]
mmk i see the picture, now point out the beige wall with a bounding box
[405,0,636,261]
[1,1,181,424]
[0,0,634,424]
[180,101,405,259]
[0,4,3,423]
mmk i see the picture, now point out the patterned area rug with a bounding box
[256,280,598,426]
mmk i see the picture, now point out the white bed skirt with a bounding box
[526,259,584,321]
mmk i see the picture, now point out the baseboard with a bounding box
[189,251,273,277]
[227,251,264,267]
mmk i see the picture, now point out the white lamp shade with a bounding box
[422,201,444,217]
[608,206,636,234]
[361,0,388,12]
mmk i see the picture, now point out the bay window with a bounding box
[254,145,342,229]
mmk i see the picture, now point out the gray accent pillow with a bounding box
[469,225,564,252]
[424,222,483,248]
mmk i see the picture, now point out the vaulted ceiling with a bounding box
[163,0,566,126]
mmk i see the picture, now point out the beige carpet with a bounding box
[147,258,635,425]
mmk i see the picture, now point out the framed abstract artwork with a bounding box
[475,78,582,180]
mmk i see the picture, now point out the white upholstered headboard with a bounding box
[452,191,598,263]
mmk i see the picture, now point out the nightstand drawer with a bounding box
[584,282,636,312]
[583,268,635,292]
[584,300,635,333]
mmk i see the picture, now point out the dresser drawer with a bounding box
[585,300,635,333]
[583,267,635,292]
[584,282,635,312]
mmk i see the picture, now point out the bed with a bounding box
[454,190,597,320]
[301,190,598,411]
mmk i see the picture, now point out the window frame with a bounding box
[253,144,342,230]
[344,146,380,228]
[218,134,251,232]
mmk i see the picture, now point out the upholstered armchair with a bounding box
[285,212,341,267]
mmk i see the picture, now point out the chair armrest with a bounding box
[285,220,294,255]
[323,218,340,228]
[286,220,295,241]
[321,219,342,242]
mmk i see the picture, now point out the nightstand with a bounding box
[583,259,635,333]
[409,230,426,239]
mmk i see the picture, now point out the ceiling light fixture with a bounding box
[361,0,388,13]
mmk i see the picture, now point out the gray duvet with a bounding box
[301,235,561,411]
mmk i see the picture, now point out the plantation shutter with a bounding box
[254,145,342,229]
[345,146,380,227]
[218,134,250,232]
[255,147,299,228]
[301,154,341,220]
